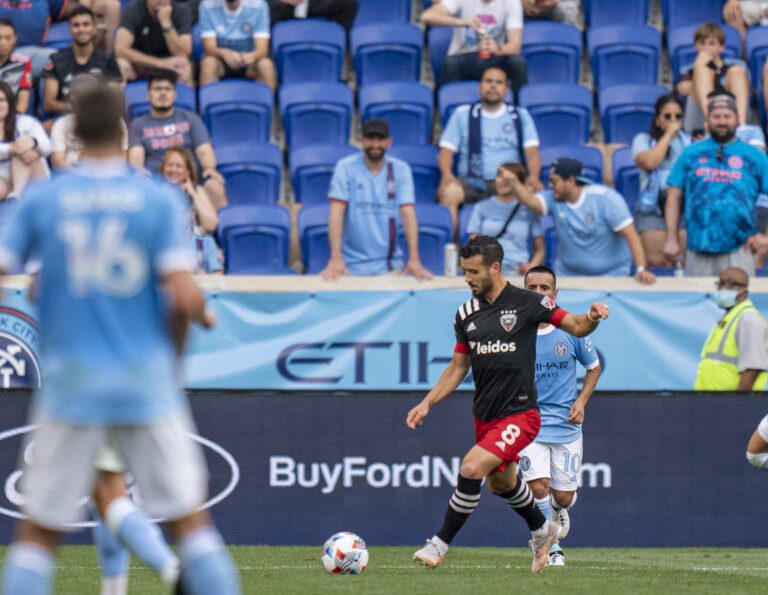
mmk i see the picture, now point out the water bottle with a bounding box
[444,243,458,277]
[674,259,684,278]
[477,26,491,60]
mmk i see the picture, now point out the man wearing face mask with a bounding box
[695,267,768,391]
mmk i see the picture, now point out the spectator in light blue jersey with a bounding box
[512,158,656,283]
[199,0,276,90]
[664,93,768,276]
[438,66,542,231]
[0,84,240,595]
[321,119,432,280]
[467,161,544,276]
[519,265,601,568]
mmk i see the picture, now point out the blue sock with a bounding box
[93,517,130,579]
[2,542,54,595]
[534,496,561,554]
[105,497,179,587]
[179,527,240,595]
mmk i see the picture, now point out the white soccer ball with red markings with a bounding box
[321,532,369,574]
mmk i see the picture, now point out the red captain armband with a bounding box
[550,308,567,328]
[454,341,471,354]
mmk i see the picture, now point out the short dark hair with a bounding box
[147,68,178,87]
[0,18,16,33]
[69,5,95,20]
[74,84,124,147]
[524,265,557,289]
[481,65,508,84]
[459,235,504,267]
[499,161,527,183]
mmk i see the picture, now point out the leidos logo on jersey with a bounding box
[470,340,517,355]
[0,307,41,389]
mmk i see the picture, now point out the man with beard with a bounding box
[438,67,542,231]
[128,69,227,209]
[406,235,609,573]
[320,118,432,279]
[664,92,768,276]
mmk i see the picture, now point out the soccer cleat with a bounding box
[548,550,566,566]
[413,539,447,569]
[530,521,559,573]
[554,506,570,541]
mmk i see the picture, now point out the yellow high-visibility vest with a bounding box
[694,299,768,391]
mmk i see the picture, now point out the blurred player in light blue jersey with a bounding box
[519,265,601,567]
[0,84,240,595]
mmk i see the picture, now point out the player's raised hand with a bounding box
[588,302,610,321]
[406,401,430,429]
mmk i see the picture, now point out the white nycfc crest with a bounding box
[554,342,569,357]
[500,309,517,332]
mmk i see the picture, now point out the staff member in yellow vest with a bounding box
[695,266,768,391]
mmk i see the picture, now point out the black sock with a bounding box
[497,477,546,531]
[436,475,482,544]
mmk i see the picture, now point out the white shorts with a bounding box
[757,413,768,442]
[519,436,583,492]
[21,412,208,530]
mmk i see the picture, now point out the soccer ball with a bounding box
[321,532,369,574]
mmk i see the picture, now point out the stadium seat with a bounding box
[612,146,640,212]
[662,0,723,28]
[216,143,282,206]
[192,23,203,62]
[747,26,768,91]
[279,82,353,148]
[539,145,604,186]
[518,83,592,147]
[124,81,196,121]
[398,204,453,275]
[289,144,358,205]
[44,21,72,49]
[437,80,513,125]
[218,205,293,274]
[521,22,582,84]
[587,25,661,89]
[200,80,273,147]
[351,24,423,87]
[544,227,558,269]
[355,0,411,26]
[428,26,452,85]
[297,204,331,274]
[359,82,433,146]
[388,145,440,204]
[668,24,741,84]
[271,20,346,85]
[585,0,648,26]
[599,84,669,145]
[458,203,476,245]
[648,265,677,276]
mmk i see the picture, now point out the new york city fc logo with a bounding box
[0,307,41,389]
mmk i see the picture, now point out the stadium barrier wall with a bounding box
[0,390,765,547]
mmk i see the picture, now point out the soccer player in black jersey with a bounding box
[406,235,610,573]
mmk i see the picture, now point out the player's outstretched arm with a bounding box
[558,301,610,337]
[568,363,601,424]
[406,352,471,429]
[164,270,215,354]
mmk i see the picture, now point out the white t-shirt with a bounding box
[442,0,523,55]
[51,113,129,167]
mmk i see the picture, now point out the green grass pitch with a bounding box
[4,546,768,594]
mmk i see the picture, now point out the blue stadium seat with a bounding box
[200,80,273,147]
[612,146,640,212]
[45,21,72,49]
[280,82,353,148]
[668,24,741,84]
[398,204,453,275]
[599,84,669,145]
[192,23,203,62]
[518,83,592,147]
[648,265,676,276]
[585,0,648,26]
[351,24,423,86]
[359,82,433,145]
[388,144,440,204]
[124,81,196,121]
[662,0,723,28]
[355,0,411,26]
[216,143,282,206]
[458,203,476,245]
[428,26,452,84]
[587,25,661,89]
[521,22,582,84]
[539,145,604,186]
[747,26,768,95]
[271,20,346,84]
[218,205,293,274]
[544,227,558,269]
[298,204,331,274]
[437,81,513,125]
[289,144,358,205]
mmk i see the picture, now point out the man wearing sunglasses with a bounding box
[695,267,768,390]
